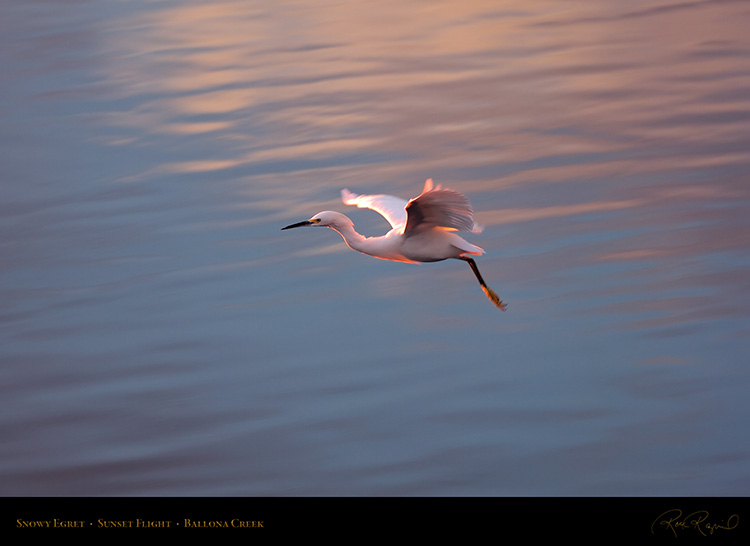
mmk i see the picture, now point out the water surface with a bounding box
[2,0,749,495]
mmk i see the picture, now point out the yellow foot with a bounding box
[482,286,508,311]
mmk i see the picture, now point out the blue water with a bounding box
[2,0,749,496]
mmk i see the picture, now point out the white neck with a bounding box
[329,222,369,254]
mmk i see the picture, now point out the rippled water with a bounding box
[2,0,749,496]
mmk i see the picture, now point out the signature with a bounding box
[651,509,739,537]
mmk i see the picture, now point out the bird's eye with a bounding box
[311,218,321,224]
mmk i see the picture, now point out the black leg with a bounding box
[459,257,507,311]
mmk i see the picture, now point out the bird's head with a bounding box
[281,211,352,231]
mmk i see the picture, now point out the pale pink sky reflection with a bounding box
[102,1,750,178]
[98,0,750,331]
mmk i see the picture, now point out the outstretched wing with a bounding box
[341,188,408,230]
[404,179,480,235]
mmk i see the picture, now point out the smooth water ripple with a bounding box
[2,0,749,495]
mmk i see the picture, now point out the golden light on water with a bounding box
[4,0,750,498]
[98,0,749,197]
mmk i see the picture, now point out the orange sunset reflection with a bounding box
[95,0,750,328]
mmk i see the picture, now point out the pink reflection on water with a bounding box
[94,0,750,332]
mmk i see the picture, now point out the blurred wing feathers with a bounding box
[341,189,408,230]
[404,180,477,234]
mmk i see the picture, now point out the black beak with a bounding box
[281,220,313,230]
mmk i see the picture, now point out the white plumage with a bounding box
[282,179,506,310]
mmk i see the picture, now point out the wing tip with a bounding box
[341,188,356,204]
[423,178,442,193]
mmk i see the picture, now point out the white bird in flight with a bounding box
[282,179,507,310]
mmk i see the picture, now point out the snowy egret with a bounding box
[281,179,507,310]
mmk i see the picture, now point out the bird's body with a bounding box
[282,179,507,310]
